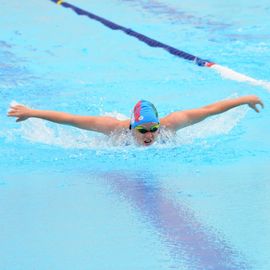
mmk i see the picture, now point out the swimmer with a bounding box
[8,95,263,146]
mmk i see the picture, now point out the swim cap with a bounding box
[130,100,159,129]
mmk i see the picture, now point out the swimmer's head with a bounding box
[130,100,160,146]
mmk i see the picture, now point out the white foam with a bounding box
[19,119,107,149]
[14,107,247,149]
[211,64,270,92]
[5,99,248,149]
[15,111,132,149]
[176,106,248,145]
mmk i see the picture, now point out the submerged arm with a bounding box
[161,95,264,131]
[8,104,129,135]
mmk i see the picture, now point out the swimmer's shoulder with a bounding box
[160,117,177,132]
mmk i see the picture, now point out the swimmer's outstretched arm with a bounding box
[7,105,129,135]
[161,95,264,131]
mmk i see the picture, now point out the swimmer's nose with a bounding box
[144,132,154,138]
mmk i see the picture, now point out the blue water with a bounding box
[1,1,270,269]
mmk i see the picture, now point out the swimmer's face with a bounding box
[132,122,160,147]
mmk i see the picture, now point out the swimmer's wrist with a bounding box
[28,109,41,118]
[234,96,253,106]
[239,96,250,104]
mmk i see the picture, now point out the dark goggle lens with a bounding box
[150,126,159,132]
[136,128,148,134]
[136,124,159,134]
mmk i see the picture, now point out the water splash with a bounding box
[6,101,248,149]
[176,105,248,145]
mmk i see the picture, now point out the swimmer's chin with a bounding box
[133,141,154,147]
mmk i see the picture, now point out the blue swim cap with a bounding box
[130,100,159,129]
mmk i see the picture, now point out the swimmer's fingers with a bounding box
[8,112,29,122]
[7,104,31,121]
[8,104,30,113]
[255,98,264,112]
[248,103,260,112]
[258,99,264,109]
[248,100,264,113]
[7,109,18,117]
[252,104,259,113]
[9,104,28,111]
[7,107,21,116]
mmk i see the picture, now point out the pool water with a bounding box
[0,1,270,269]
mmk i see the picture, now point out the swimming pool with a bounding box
[1,0,269,269]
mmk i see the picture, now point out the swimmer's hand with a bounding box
[7,104,33,122]
[246,95,264,113]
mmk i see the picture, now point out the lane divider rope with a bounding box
[49,0,270,91]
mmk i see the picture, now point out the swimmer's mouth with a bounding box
[144,139,153,146]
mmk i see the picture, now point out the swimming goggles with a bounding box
[134,123,160,134]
